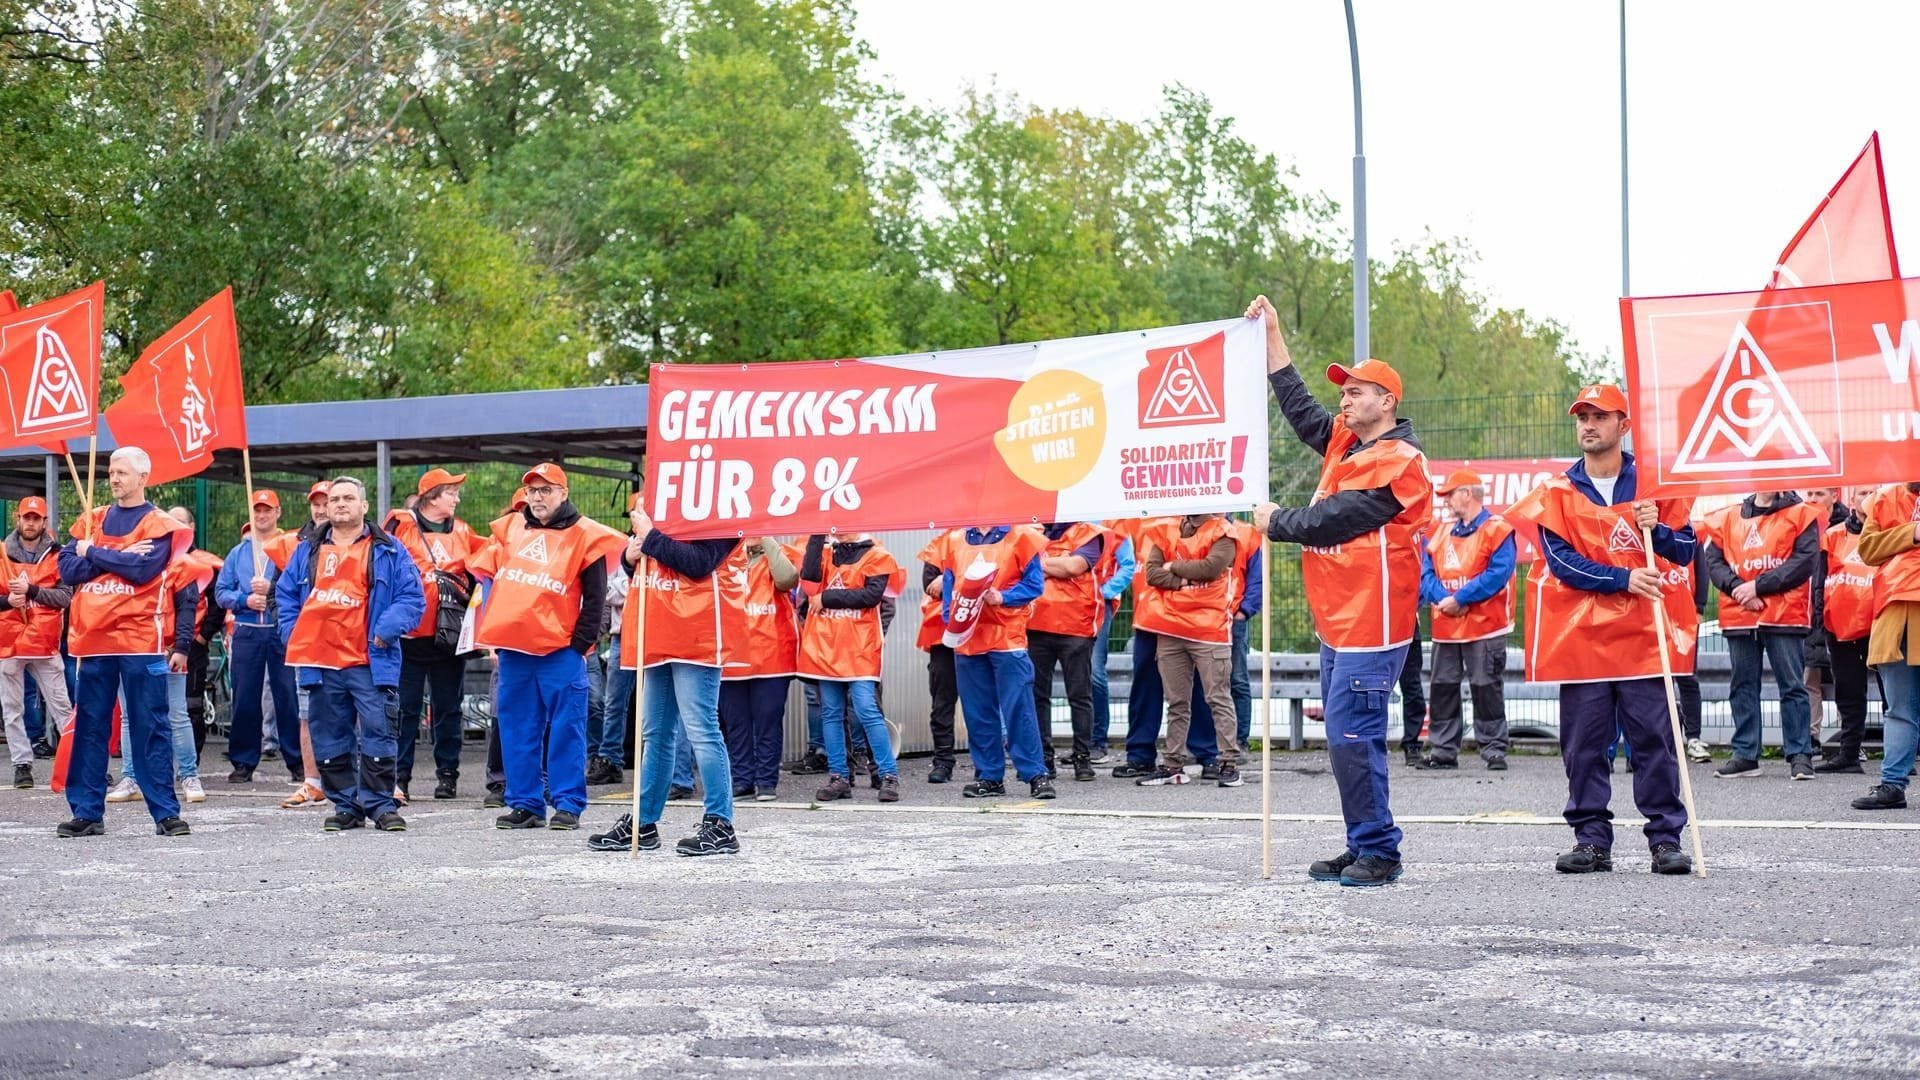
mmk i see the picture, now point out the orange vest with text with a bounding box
[284,534,373,669]
[1300,425,1433,652]
[621,540,734,670]
[939,526,1049,656]
[1823,525,1879,643]
[1865,485,1920,608]
[1131,517,1246,645]
[0,540,64,659]
[1706,502,1823,632]
[387,511,477,640]
[798,541,904,681]
[471,516,625,656]
[1514,477,1696,683]
[166,549,224,638]
[1028,523,1110,639]
[718,543,800,680]
[67,508,190,658]
[1112,516,1176,638]
[1427,515,1516,643]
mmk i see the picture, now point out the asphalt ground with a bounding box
[2,743,1917,1079]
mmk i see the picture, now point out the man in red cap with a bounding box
[299,482,331,542]
[1248,295,1432,887]
[0,496,72,789]
[1416,469,1516,770]
[1505,384,1697,875]
[213,490,304,786]
[385,467,478,802]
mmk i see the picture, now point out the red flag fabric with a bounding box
[1423,458,1574,562]
[1769,132,1900,290]
[0,282,103,451]
[0,291,17,316]
[101,288,248,485]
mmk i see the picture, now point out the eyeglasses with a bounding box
[525,485,559,498]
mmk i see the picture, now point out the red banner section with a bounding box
[0,281,103,451]
[1622,275,1920,497]
[1769,132,1899,290]
[643,319,1269,538]
[101,289,249,484]
[1424,458,1572,562]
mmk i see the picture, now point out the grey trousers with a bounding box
[1427,637,1509,762]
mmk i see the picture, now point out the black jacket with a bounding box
[800,536,889,612]
[521,500,607,656]
[1264,366,1421,547]
[1701,492,1822,636]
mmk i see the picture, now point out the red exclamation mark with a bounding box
[1226,435,1248,495]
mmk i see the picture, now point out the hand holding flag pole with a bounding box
[1640,520,1707,878]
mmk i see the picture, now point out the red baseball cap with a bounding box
[1326,357,1405,400]
[417,467,467,496]
[250,489,280,510]
[1569,384,1631,418]
[521,462,568,489]
[307,481,331,503]
[1436,469,1483,496]
[17,496,47,518]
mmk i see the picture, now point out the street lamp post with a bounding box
[1345,0,1368,364]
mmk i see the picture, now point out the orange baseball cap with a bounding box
[17,496,47,518]
[1569,384,1630,417]
[509,486,528,512]
[521,462,568,489]
[307,481,331,502]
[250,489,280,510]
[1326,357,1404,400]
[417,467,467,496]
[1436,469,1483,496]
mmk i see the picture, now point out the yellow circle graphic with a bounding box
[996,369,1106,491]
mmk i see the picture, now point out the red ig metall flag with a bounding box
[102,288,249,485]
[1769,132,1899,290]
[0,281,104,450]
[0,291,17,316]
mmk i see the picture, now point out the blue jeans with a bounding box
[70,656,177,824]
[805,681,824,753]
[119,672,197,782]
[1728,631,1812,761]
[309,665,398,820]
[602,637,635,763]
[820,679,896,779]
[584,642,606,754]
[720,676,788,791]
[1319,643,1407,860]
[229,626,302,775]
[639,662,731,824]
[497,648,590,816]
[1878,659,1920,790]
[1090,605,1114,750]
[957,650,1047,783]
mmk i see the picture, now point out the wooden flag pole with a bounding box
[1260,535,1273,881]
[84,436,97,537]
[629,554,650,858]
[1642,526,1707,878]
[242,447,265,578]
[61,451,90,520]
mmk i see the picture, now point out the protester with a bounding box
[915,531,960,783]
[1135,514,1250,788]
[1510,385,1696,876]
[55,447,192,838]
[275,477,425,833]
[718,538,798,801]
[1800,487,1845,751]
[0,497,71,790]
[386,468,478,803]
[1026,521,1109,782]
[800,533,904,802]
[1850,482,1920,811]
[1249,294,1432,887]
[215,491,303,786]
[1088,524,1137,763]
[1816,489,1878,774]
[939,523,1054,800]
[1417,470,1516,771]
[1113,515,1182,779]
[1397,614,1429,768]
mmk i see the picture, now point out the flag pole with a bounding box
[83,436,98,541]
[61,450,91,521]
[1260,534,1273,881]
[1643,525,1707,877]
[242,447,265,578]
[629,554,649,858]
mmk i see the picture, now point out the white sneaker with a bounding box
[180,777,206,803]
[1685,738,1712,764]
[105,777,141,803]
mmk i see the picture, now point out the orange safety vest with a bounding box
[257,530,299,571]
[1705,502,1823,631]
[387,511,477,640]
[1112,516,1179,636]
[621,541,734,671]
[471,516,626,656]
[165,549,225,638]
[797,540,904,681]
[1865,484,1920,608]
[1028,523,1110,639]
[1299,426,1433,652]
[1512,476,1696,683]
[0,539,65,659]
[285,534,373,669]
[718,542,800,680]
[1131,516,1247,645]
[1823,524,1879,642]
[938,526,1049,656]
[914,532,950,651]
[66,508,191,658]
[1427,515,1516,643]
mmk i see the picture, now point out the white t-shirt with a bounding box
[1590,474,1619,505]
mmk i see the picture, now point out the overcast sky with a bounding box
[852,0,1918,371]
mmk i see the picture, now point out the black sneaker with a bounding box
[666,785,695,803]
[1486,757,1509,772]
[375,812,407,832]
[260,747,280,761]
[962,780,1007,798]
[1217,764,1243,788]
[495,808,545,829]
[227,764,254,784]
[153,816,190,837]
[482,782,505,809]
[31,739,55,759]
[1555,843,1613,873]
[1402,745,1421,766]
[587,813,660,852]
[1853,783,1908,810]
[433,776,458,800]
[1135,766,1187,786]
[1650,843,1693,875]
[928,764,953,784]
[584,756,610,785]
[815,775,852,802]
[732,783,757,799]
[323,813,364,832]
[13,763,32,789]
[1199,761,1221,782]
[1416,756,1458,770]
[878,776,901,803]
[1789,754,1814,781]
[1072,757,1095,782]
[675,814,739,856]
[548,810,580,831]
[1111,761,1154,779]
[1029,776,1057,800]
[1714,758,1761,779]
[790,750,829,775]
[1308,851,1357,882]
[1340,855,1403,887]
[1815,754,1865,774]
[55,818,103,838]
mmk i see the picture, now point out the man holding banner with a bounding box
[939,524,1055,801]
[1248,296,1432,888]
